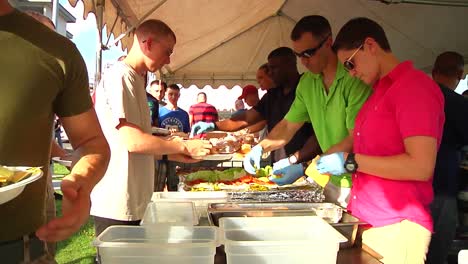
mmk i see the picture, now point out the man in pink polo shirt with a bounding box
[316,17,445,263]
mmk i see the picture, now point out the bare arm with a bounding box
[37,108,110,242]
[60,109,110,190]
[51,141,67,158]
[259,119,304,152]
[293,134,322,163]
[215,109,264,132]
[325,131,354,154]
[354,136,437,181]
[118,119,211,156]
[246,120,267,133]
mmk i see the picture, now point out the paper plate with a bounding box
[0,167,43,204]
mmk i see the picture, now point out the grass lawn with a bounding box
[54,196,96,264]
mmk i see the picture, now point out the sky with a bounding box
[61,0,467,110]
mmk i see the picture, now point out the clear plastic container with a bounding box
[152,191,228,219]
[141,201,198,226]
[93,225,218,264]
[220,216,347,264]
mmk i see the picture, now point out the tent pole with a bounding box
[94,0,104,88]
[51,0,58,27]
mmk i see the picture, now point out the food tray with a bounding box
[208,202,342,225]
[208,202,366,248]
[227,188,324,201]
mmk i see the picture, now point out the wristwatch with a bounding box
[288,154,298,165]
[344,153,358,173]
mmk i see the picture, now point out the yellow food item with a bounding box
[249,184,269,191]
[256,177,271,182]
[305,156,330,187]
[240,144,251,154]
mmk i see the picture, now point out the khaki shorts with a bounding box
[362,220,431,264]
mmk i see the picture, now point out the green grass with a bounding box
[55,199,96,264]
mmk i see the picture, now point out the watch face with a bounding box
[346,163,355,172]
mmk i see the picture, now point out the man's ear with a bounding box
[456,69,464,80]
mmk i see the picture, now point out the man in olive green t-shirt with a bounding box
[244,16,371,206]
[0,2,110,262]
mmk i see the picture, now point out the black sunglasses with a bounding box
[343,44,363,71]
[294,34,331,58]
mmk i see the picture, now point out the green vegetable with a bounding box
[185,170,218,182]
[255,165,272,178]
[185,168,247,183]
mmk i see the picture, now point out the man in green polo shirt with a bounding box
[244,15,371,206]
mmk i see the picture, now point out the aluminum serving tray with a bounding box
[208,202,366,248]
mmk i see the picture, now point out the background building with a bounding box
[9,0,76,39]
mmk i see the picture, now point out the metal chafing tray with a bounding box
[227,188,325,202]
[207,202,366,248]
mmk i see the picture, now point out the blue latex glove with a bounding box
[269,164,304,186]
[316,152,346,175]
[190,122,215,137]
[272,157,291,172]
[243,145,263,174]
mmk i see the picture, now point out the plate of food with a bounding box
[0,166,43,204]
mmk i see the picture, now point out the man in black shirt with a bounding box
[427,51,468,264]
[191,47,320,164]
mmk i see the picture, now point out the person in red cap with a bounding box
[238,84,260,107]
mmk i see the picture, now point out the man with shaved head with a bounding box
[427,51,468,264]
[92,19,211,237]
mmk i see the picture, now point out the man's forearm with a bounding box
[215,119,250,132]
[325,135,353,154]
[293,135,322,163]
[246,120,266,133]
[124,130,186,155]
[259,119,302,152]
[70,136,110,191]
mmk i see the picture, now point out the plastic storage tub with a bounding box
[141,201,198,226]
[152,191,228,219]
[93,225,218,264]
[220,216,347,264]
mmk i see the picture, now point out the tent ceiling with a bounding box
[70,0,468,88]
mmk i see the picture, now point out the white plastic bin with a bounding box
[152,191,228,219]
[93,225,218,264]
[141,201,198,226]
[220,216,347,264]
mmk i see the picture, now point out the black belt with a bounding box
[0,233,37,246]
[0,233,54,263]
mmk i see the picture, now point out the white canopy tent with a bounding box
[69,0,468,88]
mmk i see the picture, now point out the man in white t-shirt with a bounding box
[92,19,212,236]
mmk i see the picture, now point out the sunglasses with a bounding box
[343,44,364,71]
[294,34,331,58]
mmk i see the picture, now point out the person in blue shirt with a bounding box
[158,84,190,133]
[156,83,190,191]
